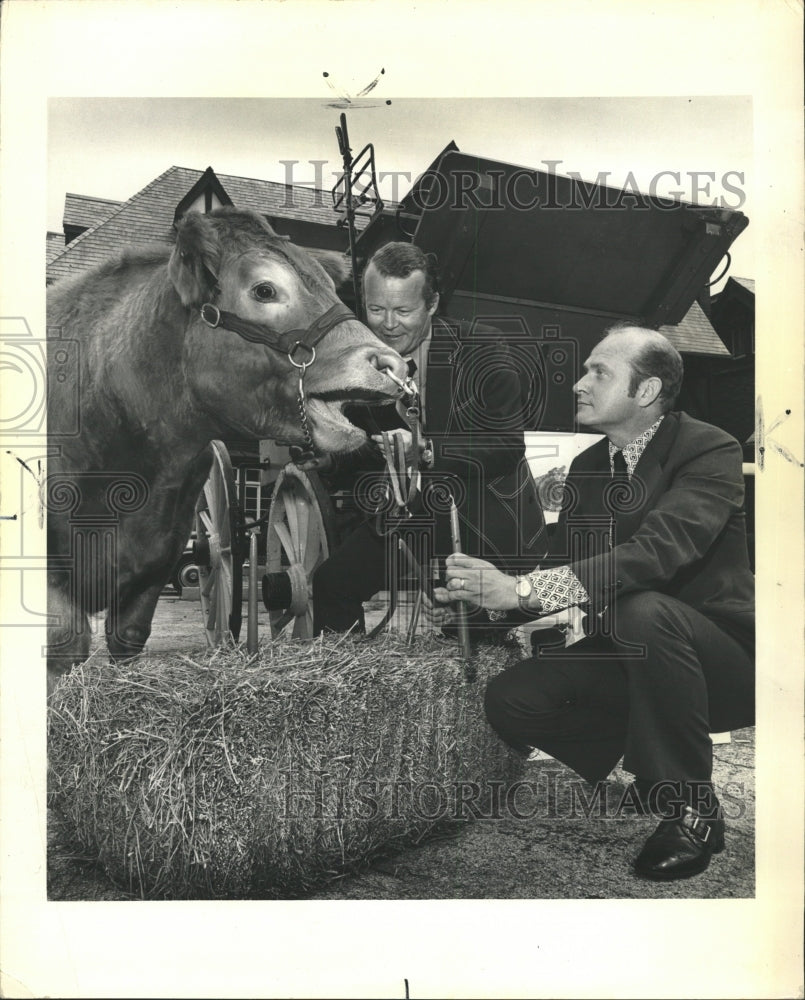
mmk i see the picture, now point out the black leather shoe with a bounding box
[634,806,725,881]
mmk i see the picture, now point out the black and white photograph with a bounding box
[1,2,802,998]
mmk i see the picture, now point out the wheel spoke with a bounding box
[204,478,218,524]
[302,515,323,573]
[291,606,314,640]
[283,490,301,560]
[220,559,232,599]
[206,587,218,629]
[272,611,293,634]
[198,509,214,538]
[295,493,310,559]
[273,521,297,566]
[215,474,231,547]
[211,458,225,510]
[216,577,230,637]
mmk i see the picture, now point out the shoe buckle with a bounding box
[684,810,711,843]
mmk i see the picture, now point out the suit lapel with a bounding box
[616,412,679,539]
[558,414,681,547]
[423,317,460,433]
[573,438,612,518]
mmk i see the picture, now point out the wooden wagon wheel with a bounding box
[194,440,244,646]
[265,463,338,639]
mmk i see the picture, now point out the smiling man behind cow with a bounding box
[434,324,755,880]
[304,241,546,636]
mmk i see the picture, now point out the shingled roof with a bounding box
[47,165,363,285]
[46,231,66,265]
[659,299,730,357]
[63,193,122,232]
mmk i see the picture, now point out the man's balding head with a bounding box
[604,324,684,414]
[574,325,684,445]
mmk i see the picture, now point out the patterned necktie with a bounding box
[612,448,629,484]
[608,449,629,549]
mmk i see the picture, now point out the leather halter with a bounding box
[199,300,356,360]
[198,299,358,457]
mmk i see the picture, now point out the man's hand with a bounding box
[369,428,424,467]
[432,553,520,611]
[421,589,455,628]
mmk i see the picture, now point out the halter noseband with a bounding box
[199,300,356,357]
[199,299,358,459]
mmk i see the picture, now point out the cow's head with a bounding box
[168,209,406,452]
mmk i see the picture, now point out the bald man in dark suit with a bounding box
[435,325,754,881]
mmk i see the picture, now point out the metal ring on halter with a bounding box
[383,368,418,397]
[200,303,222,328]
[288,341,316,370]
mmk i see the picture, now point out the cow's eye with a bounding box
[252,283,276,302]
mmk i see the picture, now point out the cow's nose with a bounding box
[368,344,407,381]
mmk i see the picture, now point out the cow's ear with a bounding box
[307,248,351,289]
[168,212,222,306]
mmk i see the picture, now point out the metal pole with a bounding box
[335,112,363,320]
[449,499,475,680]
[247,530,258,654]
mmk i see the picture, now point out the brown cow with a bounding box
[47,208,406,691]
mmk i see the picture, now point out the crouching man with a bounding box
[432,324,755,880]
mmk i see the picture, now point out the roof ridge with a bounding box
[64,192,123,206]
[214,167,334,199]
[49,165,195,265]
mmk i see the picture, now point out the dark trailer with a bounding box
[350,141,749,434]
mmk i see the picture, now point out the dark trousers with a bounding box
[312,520,393,634]
[484,591,755,785]
[312,518,498,636]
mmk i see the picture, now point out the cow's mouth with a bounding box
[305,389,396,448]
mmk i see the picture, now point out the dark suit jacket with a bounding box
[329,316,546,569]
[547,411,754,650]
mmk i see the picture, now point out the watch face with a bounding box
[515,576,531,598]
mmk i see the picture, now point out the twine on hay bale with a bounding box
[48,632,524,899]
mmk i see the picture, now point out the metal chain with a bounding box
[296,370,314,453]
[288,344,316,456]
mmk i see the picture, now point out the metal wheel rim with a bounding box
[194,440,243,646]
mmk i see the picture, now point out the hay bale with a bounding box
[48,633,524,899]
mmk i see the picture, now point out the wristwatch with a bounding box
[515,574,534,612]
[421,438,434,469]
